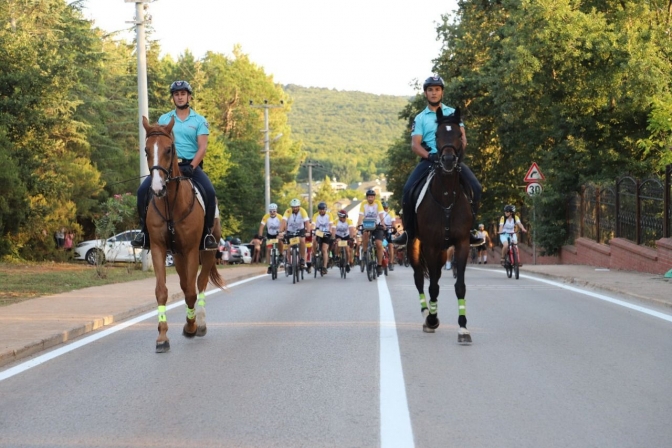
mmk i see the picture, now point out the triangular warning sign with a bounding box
[524,162,545,182]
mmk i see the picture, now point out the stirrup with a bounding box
[203,234,218,251]
[131,232,149,249]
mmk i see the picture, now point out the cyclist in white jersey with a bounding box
[259,203,283,274]
[357,189,385,275]
[280,198,311,268]
[312,202,334,275]
[332,209,356,271]
[498,204,527,264]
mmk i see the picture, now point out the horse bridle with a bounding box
[145,131,177,180]
[437,141,462,173]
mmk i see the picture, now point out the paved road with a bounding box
[1,264,670,447]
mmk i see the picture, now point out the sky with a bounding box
[80,0,459,97]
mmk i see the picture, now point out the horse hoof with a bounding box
[457,328,472,344]
[423,324,435,333]
[196,326,207,337]
[155,340,170,353]
[182,327,197,338]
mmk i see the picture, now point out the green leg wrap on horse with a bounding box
[418,293,427,309]
[197,292,206,308]
[158,305,167,323]
[429,300,438,315]
[458,298,466,316]
[186,306,196,320]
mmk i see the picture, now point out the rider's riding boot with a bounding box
[203,231,218,251]
[131,215,150,249]
[391,232,408,245]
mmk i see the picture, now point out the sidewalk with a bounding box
[0,264,266,369]
[1,263,670,369]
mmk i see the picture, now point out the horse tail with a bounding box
[208,263,226,289]
[417,242,430,279]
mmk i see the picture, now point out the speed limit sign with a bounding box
[526,182,542,197]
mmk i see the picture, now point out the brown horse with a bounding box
[408,107,473,343]
[142,116,225,353]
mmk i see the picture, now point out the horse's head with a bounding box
[142,116,176,198]
[435,107,463,173]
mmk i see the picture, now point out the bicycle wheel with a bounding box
[505,250,513,278]
[284,251,290,277]
[341,248,347,279]
[313,253,319,278]
[513,246,520,280]
[292,248,299,284]
[383,250,388,276]
[359,247,365,272]
[271,250,278,280]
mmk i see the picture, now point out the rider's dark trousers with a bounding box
[401,159,482,238]
[136,166,217,230]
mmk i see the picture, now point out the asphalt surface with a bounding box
[0,261,670,370]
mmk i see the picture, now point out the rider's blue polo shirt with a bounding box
[411,104,463,154]
[158,109,210,160]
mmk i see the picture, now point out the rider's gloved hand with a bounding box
[180,164,195,177]
[427,152,439,164]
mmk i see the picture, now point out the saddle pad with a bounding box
[415,170,435,213]
[191,180,220,218]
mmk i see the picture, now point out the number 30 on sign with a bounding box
[526,182,542,197]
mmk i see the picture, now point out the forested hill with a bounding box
[284,84,410,184]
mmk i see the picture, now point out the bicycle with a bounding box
[313,229,331,277]
[361,220,379,282]
[501,232,520,280]
[267,237,280,280]
[336,239,349,279]
[284,231,304,284]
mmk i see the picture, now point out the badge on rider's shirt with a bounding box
[411,121,415,132]
[204,120,209,129]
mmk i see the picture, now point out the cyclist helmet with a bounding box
[366,189,376,196]
[337,210,347,218]
[478,223,485,229]
[269,203,278,211]
[290,198,301,207]
[382,201,389,208]
[423,75,445,91]
[169,80,193,95]
[504,204,515,213]
[317,202,327,210]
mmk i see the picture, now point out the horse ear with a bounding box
[436,107,444,122]
[165,116,175,134]
[142,116,150,132]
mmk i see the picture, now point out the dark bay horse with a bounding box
[142,116,225,353]
[408,107,473,343]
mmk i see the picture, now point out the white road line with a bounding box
[470,267,672,323]
[0,275,266,382]
[378,275,415,448]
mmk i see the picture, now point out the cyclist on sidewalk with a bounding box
[498,205,527,264]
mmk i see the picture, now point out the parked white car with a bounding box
[74,230,173,266]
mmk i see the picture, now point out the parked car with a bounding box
[74,230,173,266]
[228,237,252,264]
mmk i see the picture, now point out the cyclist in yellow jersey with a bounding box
[259,203,283,274]
[381,201,396,272]
[332,209,356,271]
[312,202,334,275]
[498,204,527,264]
[357,189,385,276]
[280,198,311,268]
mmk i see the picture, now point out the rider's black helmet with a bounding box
[423,75,445,91]
[366,189,376,196]
[170,80,193,95]
[317,202,327,210]
[504,204,515,213]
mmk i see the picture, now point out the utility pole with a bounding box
[250,100,284,211]
[126,0,152,270]
[302,160,323,216]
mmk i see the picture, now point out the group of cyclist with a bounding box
[258,189,401,277]
[133,77,528,270]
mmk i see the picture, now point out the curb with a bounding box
[0,271,263,369]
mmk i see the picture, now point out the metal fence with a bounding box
[568,164,671,247]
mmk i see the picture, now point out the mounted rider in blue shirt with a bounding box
[132,80,219,251]
[393,75,483,246]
